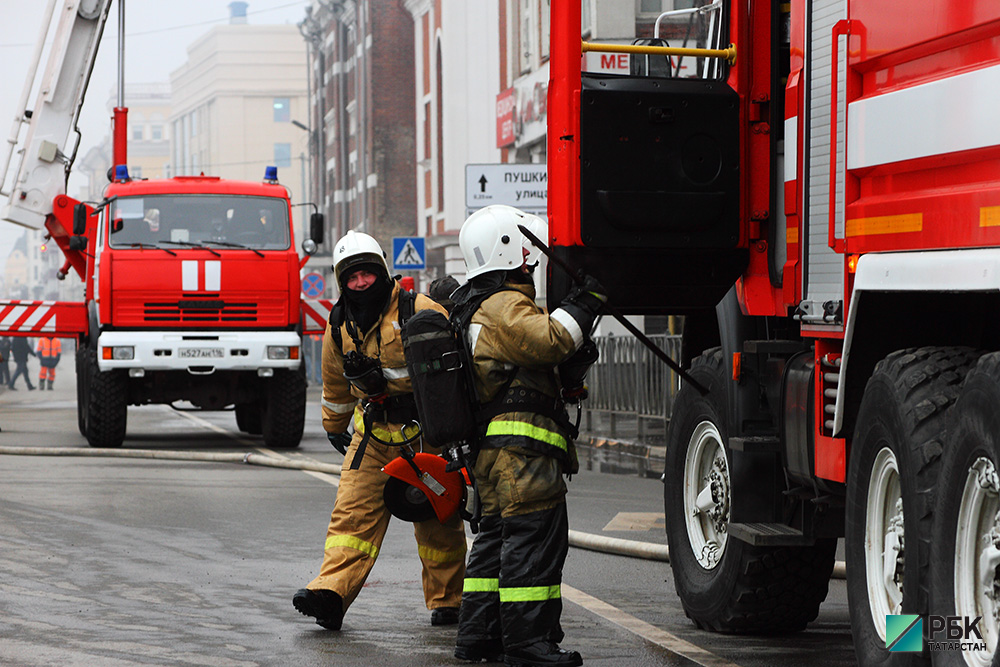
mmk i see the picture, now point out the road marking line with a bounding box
[602,512,665,532]
[561,583,742,667]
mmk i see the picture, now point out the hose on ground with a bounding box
[0,445,845,579]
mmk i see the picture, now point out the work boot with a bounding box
[27,383,35,391]
[47,380,53,390]
[504,641,582,667]
[292,588,343,630]
[455,638,504,663]
[39,381,46,390]
[431,606,460,626]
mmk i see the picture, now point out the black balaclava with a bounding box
[342,262,393,336]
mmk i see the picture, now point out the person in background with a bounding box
[36,336,62,390]
[0,336,11,387]
[8,337,36,391]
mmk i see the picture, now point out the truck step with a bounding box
[728,522,813,546]
[728,435,780,453]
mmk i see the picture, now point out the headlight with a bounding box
[267,346,299,360]
[102,346,134,360]
[302,238,318,255]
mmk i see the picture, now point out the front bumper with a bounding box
[96,330,302,373]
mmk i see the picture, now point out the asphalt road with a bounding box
[0,362,857,666]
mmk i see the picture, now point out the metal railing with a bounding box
[581,334,682,443]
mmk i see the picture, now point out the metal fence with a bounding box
[580,334,683,443]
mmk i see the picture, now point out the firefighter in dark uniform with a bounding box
[451,205,605,667]
[292,230,467,631]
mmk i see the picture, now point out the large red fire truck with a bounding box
[1,0,332,449]
[549,1,999,664]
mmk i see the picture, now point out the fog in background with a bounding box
[0,0,310,286]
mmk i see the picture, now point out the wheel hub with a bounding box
[956,456,1000,666]
[684,420,730,570]
[865,447,903,641]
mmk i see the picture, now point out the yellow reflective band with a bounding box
[845,213,922,237]
[418,544,467,563]
[353,408,420,443]
[463,578,500,593]
[499,585,561,603]
[325,535,379,559]
[485,420,568,451]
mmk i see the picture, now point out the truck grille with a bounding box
[143,298,258,323]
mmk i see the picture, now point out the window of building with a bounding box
[582,0,592,36]
[273,97,291,122]
[132,125,144,141]
[637,0,696,15]
[540,0,550,60]
[519,0,535,73]
[274,143,292,168]
[347,101,357,137]
[151,125,163,141]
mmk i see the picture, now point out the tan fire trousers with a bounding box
[307,432,467,611]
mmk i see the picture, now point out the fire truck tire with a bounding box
[235,403,263,435]
[261,368,305,449]
[664,348,836,633]
[84,349,128,449]
[76,349,88,436]
[928,352,1000,667]
[846,346,982,666]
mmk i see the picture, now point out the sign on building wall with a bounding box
[465,164,546,215]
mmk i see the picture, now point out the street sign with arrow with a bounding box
[465,163,547,212]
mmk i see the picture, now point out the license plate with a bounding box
[179,347,224,358]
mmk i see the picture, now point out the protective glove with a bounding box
[561,274,608,317]
[327,431,352,455]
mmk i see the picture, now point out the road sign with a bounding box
[465,163,547,212]
[393,237,426,270]
[301,272,325,298]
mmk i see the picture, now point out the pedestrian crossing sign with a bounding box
[392,237,426,270]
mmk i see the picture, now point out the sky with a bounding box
[0,0,311,280]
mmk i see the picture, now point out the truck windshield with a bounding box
[107,195,290,251]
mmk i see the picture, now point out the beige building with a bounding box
[170,22,312,259]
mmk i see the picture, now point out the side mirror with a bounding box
[310,212,325,245]
[73,204,88,235]
[68,235,88,251]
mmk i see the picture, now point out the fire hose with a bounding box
[0,444,845,579]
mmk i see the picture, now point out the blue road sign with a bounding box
[302,272,325,297]
[393,237,426,270]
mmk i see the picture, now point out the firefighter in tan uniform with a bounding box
[451,206,604,667]
[293,231,467,630]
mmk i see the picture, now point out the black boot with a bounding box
[431,606,460,626]
[455,638,504,663]
[504,641,582,667]
[292,588,343,630]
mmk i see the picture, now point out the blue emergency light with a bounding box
[263,166,279,183]
[114,164,130,181]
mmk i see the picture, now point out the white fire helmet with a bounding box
[332,230,389,289]
[459,205,536,279]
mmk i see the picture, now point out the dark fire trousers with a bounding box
[457,446,569,650]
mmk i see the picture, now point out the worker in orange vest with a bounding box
[36,337,62,390]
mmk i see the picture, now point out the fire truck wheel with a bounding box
[664,347,836,633]
[928,352,1000,667]
[235,402,263,435]
[76,348,88,436]
[261,368,305,449]
[846,346,982,665]
[84,348,128,448]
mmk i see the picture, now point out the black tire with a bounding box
[235,402,263,435]
[664,348,837,633]
[84,349,128,448]
[846,347,982,666]
[76,348,88,437]
[929,352,1000,667]
[261,368,305,449]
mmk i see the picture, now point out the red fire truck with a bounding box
[1,0,332,449]
[549,1,999,664]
